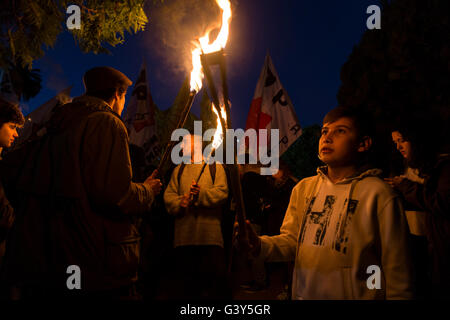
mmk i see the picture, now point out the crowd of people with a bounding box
[0,66,448,300]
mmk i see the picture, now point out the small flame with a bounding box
[190,0,232,92]
[211,102,227,149]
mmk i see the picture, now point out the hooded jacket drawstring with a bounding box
[343,179,358,216]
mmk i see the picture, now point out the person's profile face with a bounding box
[392,131,411,161]
[0,122,19,148]
[319,117,360,167]
[112,90,127,116]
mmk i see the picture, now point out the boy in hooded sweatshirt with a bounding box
[238,107,414,300]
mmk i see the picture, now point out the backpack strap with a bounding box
[177,163,186,186]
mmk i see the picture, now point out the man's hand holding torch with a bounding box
[143,169,163,196]
[180,180,200,209]
[189,180,200,202]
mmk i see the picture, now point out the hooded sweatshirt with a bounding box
[259,167,414,300]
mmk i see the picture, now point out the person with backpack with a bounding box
[164,134,229,299]
[0,100,24,267]
[0,67,162,299]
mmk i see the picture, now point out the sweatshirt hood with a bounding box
[316,166,382,185]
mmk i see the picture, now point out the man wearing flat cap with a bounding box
[0,66,162,299]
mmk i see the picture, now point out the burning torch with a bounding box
[189,0,249,249]
[156,0,230,177]
[161,0,250,251]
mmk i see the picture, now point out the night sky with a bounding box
[27,0,378,130]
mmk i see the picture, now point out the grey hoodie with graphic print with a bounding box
[259,167,414,300]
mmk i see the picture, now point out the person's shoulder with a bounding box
[361,175,390,187]
[170,164,183,177]
[86,108,120,122]
[293,174,320,194]
[357,175,398,201]
[70,96,120,122]
[86,109,126,131]
[297,174,319,186]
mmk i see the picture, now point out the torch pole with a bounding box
[195,162,208,184]
[194,148,215,184]
[156,90,196,176]
[200,51,249,251]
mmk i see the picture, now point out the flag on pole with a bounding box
[123,62,160,170]
[245,54,302,156]
[14,86,72,147]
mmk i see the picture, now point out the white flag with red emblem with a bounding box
[123,62,160,167]
[245,54,302,155]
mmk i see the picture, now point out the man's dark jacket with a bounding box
[0,95,155,292]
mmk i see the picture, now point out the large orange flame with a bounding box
[190,0,232,92]
[211,102,227,149]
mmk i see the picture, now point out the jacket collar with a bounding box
[72,95,112,110]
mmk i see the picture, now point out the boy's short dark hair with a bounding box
[0,99,25,128]
[323,106,374,140]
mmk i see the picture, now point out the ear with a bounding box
[358,136,372,153]
[113,89,122,101]
[106,91,119,107]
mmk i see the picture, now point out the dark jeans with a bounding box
[172,245,229,300]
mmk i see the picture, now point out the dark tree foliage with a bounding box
[337,0,450,173]
[0,0,150,68]
[0,0,155,103]
[8,63,42,101]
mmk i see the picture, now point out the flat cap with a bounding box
[83,66,132,92]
